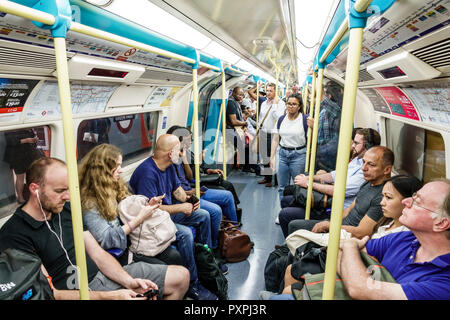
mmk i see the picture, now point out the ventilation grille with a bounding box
[358,68,375,82]
[411,38,450,69]
[0,46,56,70]
[140,69,192,83]
[342,68,375,82]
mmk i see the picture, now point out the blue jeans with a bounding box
[202,188,237,221]
[199,198,222,249]
[171,208,211,282]
[277,147,306,203]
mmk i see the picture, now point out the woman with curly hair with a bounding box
[79,143,182,266]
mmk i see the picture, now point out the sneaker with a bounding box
[219,262,229,275]
[275,216,280,224]
[257,178,268,184]
[187,280,218,300]
[259,290,277,300]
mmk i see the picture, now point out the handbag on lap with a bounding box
[118,195,177,256]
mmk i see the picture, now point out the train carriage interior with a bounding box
[0,0,449,302]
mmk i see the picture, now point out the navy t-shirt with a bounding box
[366,231,450,300]
[129,157,181,205]
[174,163,192,191]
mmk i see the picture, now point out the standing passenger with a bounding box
[311,81,343,172]
[269,94,309,202]
[257,83,286,187]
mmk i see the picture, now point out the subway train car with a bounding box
[0,0,448,302]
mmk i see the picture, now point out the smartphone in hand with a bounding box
[136,288,159,299]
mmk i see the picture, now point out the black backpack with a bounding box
[0,248,54,300]
[290,242,327,282]
[193,243,228,300]
[264,244,294,293]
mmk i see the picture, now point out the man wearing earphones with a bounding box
[0,157,190,300]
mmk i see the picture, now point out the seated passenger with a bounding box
[167,125,242,220]
[277,175,423,298]
[0,157,189,300]
[278,129,381,237]
[78,144,182,266]
[286,146,394,239]
[337,179,450,300]
[129,134,218,300]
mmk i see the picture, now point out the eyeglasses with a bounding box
[286,102,299,106]
[407,192,441,216]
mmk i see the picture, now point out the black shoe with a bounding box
[186,280,218,300]
[219,262,229,275]
[236,208,242,222]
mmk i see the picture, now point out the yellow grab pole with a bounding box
[192,68,201,199]
[212,99,223,161]
[304,68,324,220]
[304,71,317,174]
[221,69,227,180]
[255,80,260,129]
[322,27,365,300]
[53,37,90,300]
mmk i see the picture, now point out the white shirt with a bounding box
[278,114,306,148]
[259,99,285,133]
[331,156,365,208]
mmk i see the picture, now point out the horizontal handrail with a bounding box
[70,22,196,65]
[0,0,55,25]
[319,0,373,64]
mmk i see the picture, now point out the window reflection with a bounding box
[77,112,159,166]
[385,118,445,183]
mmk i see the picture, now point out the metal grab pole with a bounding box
[322,27,365,300]
[304,68,324,220]
[255,80,260,129]
[192,68,201,199]
[304,71,316,174]
[212,100,223,161]
[53,37,90,300]
[221,69,227,180]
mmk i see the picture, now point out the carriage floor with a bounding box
[224,170,284,300]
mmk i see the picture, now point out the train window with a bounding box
[0,126,50,218]
[385,118,446,183]
[77,112,158,166]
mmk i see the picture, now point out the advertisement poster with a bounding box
[0,78,39,123]
[403,86,450,126]
[361,88,391,114]
[145,86,180,108]
[375,87,421,120]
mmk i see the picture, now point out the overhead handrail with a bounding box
[319,16,349,64]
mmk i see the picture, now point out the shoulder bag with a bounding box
[118,195,177,256]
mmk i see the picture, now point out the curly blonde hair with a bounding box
[78,144,131,221]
